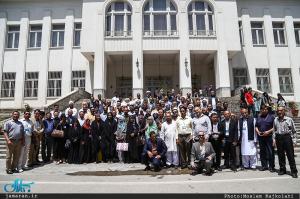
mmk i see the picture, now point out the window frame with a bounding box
[105,2,132,38]
[278,68,294,95]
[51,24,65,48]
[143,0,178,37]
[232,68,248,89]
[6,25,20,49]
[73,23,81,47]
[294,22,300,47]
[47,71,62,97]
[24,72,39,98]
[1,72,16,98]
[71,70,86,91]
[28,24,42,49]
[188,1,215,37]
[251,22,265,46]
[256,68,271,94]
[273,22,287,47]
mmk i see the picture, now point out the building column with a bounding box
[214,9,230,97]
[178,1,191,96]
[264,8,280,96]
[14,11,29,108]
[285,9,300,102]
[241,9,257,89]
[62,9,74,95]
[39,10,52,106]
[132,1,143,98]
[93,12,106,97]
[0,12,7,101]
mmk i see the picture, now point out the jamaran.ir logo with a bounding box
[3,178,34,193]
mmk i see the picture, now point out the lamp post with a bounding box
[185,57,188,69]
[136,58,139,68]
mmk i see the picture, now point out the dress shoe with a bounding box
[221,165,229,169]
[291,173,298,178]
[217,167,222,171]
[205,172,213,176]
[144,166,151,171]
[190,171,198,176]
[259,167,268,171]
[6,170,13,174]
[269,168,276,173]
[12,169,19,173]
[278,170,286,175]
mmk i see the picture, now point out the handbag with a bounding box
[51,129,64,138]
[116,142,128,151]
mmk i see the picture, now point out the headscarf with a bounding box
[116,115,127,133]
[82,119,91,130]
[145,116,158,140]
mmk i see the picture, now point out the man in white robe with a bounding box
[239,108,257,169]
[160,112,179,167]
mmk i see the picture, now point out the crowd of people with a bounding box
[2,89,298,178]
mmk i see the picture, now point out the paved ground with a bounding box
[0,156,300,193]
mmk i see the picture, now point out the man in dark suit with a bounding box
[220,111,239,172]
[207,90,220,111]
[190,132,216,176]
[143,131,167,172]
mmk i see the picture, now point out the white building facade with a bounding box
[0,0,299,109]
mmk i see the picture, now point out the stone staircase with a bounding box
[294,117,300,153]
[0,134,5,159]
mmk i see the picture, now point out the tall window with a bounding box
[273,22,286,46]
[24,72,38,98]
[6,25,20,49]
[251,22,265,46]
[73,23,81,47]
[294,23,300,46]
[47,72,62,97]
[233,68,248,89]
[188,1,214,36]
[28,25,42,48]
[143,0,177,36]
[1,73,16,98]
[278,68,293,94]
[51,24,65,47]
[71,71,85,91]
[106,2,132,37]
[239,21,244,45]
[256,68,271,93]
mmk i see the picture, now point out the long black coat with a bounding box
[91,120,104,161]
[103,118,118,160]
[79,126,93,163]
[126,121,140,162]
[67,126,81,164]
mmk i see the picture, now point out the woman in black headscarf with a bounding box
[67,119,81,164]
[103,112,118,162]
[79,119,93,164]
[126,115,140,163]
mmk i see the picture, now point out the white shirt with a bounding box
[241,119,257,156]
[21,118,33,136]
[65,107,78,117]
[225,120,230,137]
[160,121,178,152]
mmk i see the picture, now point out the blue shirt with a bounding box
[43,119,54,135]
[256,114,275,132]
